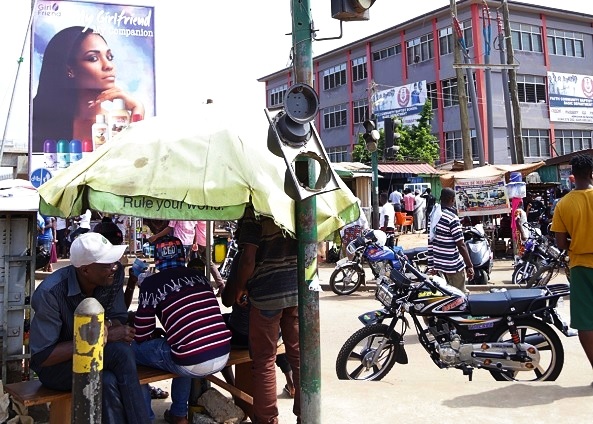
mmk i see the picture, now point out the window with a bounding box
[269,84,287,107]
[407,33,434,64]
[372,44,401,61]
[441,75,474,108]
[445,130,478,162]
[323,104,348,129]
[426,82,438,109]
[547,29,584,57]
[439,20,472,55]
[555,130,593,155]
[323,63,347,90]
[516,75,546,103]
[522,129,550,158]
[511,22,543,52]
[328,146,349,163]
[352,98,369,125]
[351,56,367,82]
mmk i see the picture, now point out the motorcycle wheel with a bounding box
[329,265,365,296]
[526,263,560,288]
[470,269,488,285]
[489,318,564,382]
[335,323,399,381]
[512,260,542,286]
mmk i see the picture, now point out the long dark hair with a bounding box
[32,26,102,151]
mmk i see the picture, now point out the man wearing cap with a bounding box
[132,236,232,424]
[29,232,149,423]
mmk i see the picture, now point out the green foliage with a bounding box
[351,100,439,165]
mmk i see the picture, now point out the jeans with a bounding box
[249,306,300,424]
[37,342,150,424]
[132,338,228,417]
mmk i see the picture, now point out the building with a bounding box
[258,0,593,168]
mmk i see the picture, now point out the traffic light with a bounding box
[362,119,380,152]
[266,83,341,201]
[331,0,376,21]
[384,117,394,158]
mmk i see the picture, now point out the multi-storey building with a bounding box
[258,0,593,166]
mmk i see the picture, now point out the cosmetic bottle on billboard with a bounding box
[132,113,143,123]
[82,139,93,158]
[69,139,82,164]
[43,139,57,169]
[92,114,109,149]
[109,98,130,139]
[57,139,70,168]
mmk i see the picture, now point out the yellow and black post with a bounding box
[72,298,105,423]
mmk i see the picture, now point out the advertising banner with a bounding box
[548,71,593,123]
[371,80,427,127]
[30,0,155,174]
[454,176,510,217]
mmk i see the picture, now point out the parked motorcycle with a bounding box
[336,251,572,382]
[218,221,238,280]
[464,224,492,285]
[329,230,428,296]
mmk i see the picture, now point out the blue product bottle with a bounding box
[69,139,82,164]
[57,139,70,168]
[43,139,57,169]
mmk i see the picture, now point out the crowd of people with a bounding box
[381,186,436,234]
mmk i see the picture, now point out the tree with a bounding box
[351,101,439,165]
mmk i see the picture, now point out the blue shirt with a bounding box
[30,265,127,371]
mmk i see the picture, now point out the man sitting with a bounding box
[29,232,149,423]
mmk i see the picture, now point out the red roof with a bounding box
[377,163,440,175]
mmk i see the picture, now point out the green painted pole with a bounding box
[292,0,321,422]
[371,151,380,229]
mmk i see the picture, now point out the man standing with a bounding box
[389,187,403,212]
[422,188,436,233]
[427,187,474,293]
[551,154,593,375]
[403,188,416,216]
[379,192,395,235]
[29,232,149,423]
[234,205,300,424]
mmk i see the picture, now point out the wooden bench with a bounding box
[4,346,285,423]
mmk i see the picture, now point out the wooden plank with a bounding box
[4,380,70,406]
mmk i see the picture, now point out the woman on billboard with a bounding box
[32,26,144,152]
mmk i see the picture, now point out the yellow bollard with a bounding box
[72,298,105,423]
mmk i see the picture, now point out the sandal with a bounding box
[283,384,295,398]
[150,385,169,399]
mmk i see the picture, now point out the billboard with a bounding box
[454,176,510,217]
[548,71,593,123]
[371,80,427,127]
[30,0,156,168]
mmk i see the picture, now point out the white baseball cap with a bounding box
[70,232,127,268]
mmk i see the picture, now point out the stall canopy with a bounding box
[440,162,545,188]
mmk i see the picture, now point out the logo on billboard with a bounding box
[397,87,410,107]
[583,77,593,98]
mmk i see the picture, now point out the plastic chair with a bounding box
[395,212,414,234]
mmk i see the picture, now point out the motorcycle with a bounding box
[217,221,238,280]
[464,224,492,285]
[336,251,572,382]
[512,222,569,287]
[329,230,428,296]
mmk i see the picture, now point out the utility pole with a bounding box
[482,1,494,164]
[292,1,321,422]
[451,0,473,170]
[501,0,525,164]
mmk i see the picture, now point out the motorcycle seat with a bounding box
[468,289,545,316]
[402,246,428,259]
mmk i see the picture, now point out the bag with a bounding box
[35,246,51,270]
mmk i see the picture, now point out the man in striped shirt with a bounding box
[132,236,231,424]
[427,188,474,293]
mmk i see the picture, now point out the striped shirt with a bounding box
[427,206,465,273]
[134,267,231,366]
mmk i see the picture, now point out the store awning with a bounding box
[377,163,439,176]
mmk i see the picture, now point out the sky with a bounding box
[2,0,593,148]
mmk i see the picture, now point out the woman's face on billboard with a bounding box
[69,33,116,90]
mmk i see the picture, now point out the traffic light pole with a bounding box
[371,151,379,229]
[292,1,321,422]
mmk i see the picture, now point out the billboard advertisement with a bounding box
[548,71,593,123]
[454,176,510,217]
[30,0,155,172]
[371,80,427,127]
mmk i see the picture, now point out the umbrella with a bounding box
[38,104,359,241]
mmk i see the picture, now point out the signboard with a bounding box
[371,80,427,127]
[30,1,156,157]
[454,176,510,217]
[548,71,593,123]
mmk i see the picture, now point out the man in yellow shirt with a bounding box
[551,154,593,376]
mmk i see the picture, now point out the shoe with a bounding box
[283,384,295,398]
[164,409,188,424]
[149,385,169,399]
